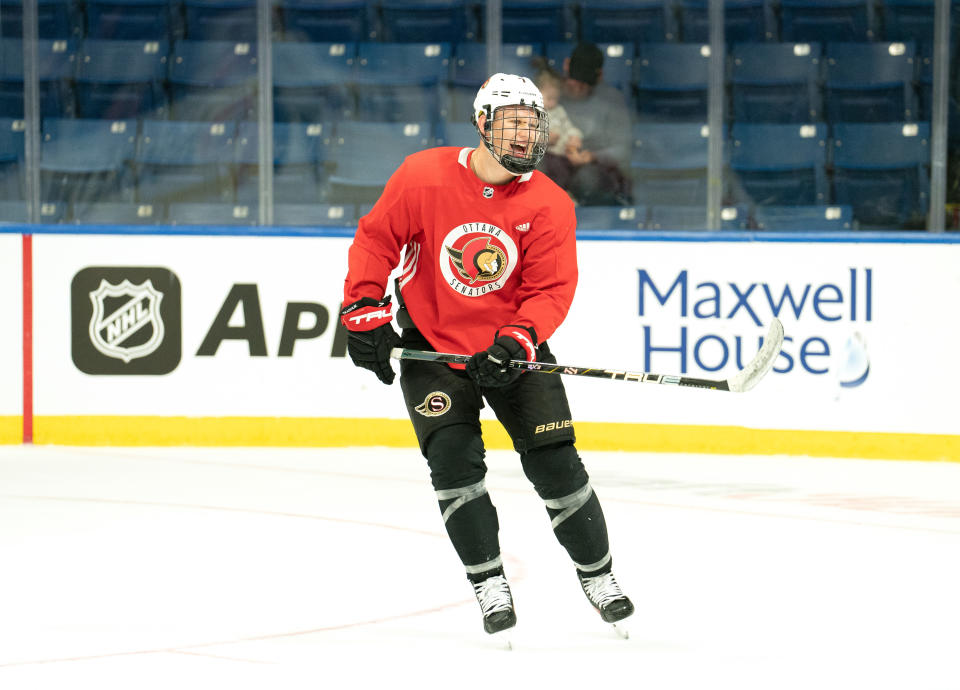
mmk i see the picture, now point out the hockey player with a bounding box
[339,73,634,636]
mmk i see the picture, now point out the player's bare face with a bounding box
[491,105,540,160]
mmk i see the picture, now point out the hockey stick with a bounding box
[391,318,784,392]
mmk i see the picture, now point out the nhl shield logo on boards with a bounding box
[89,279,164,363]
[72,267,182,375]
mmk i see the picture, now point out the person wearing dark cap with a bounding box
[542,43,633,206]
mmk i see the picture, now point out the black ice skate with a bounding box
[578,571,635,624]
[472,574,517,634]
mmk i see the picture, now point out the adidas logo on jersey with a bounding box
[515,222,530,232]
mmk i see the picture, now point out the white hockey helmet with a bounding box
[472,73,550,175]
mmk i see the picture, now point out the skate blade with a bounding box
[611,620,630,640]
[491,628,514,651]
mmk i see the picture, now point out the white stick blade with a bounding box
[727,319,784,393]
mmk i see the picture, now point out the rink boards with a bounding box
[0,227,958,460]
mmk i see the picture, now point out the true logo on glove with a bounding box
[415,391,452,417]
[345,308,391,327]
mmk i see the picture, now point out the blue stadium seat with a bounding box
[752,204,853,230]
[436,120,480,147]
[0,117,25,199]
[279,0,375,42]
[379,0,478,42]
[75,40,170,119]
[729,123,829,205]
[234,121,332,204]
[916,51,960,134]
[823,41,918,122]
[449,42,544,123]
[0,200,65,222]
[168,202,257,225]
[575,205,647,230]
[328,120,434,203]
[354,42,452,123]
[70,201,162,224]
[579,1,675,43]
[0,39,77,118]
[877,0,958,42]
[500,1,575,43]
[831,121,930,227]
[648,204,748,230]
[84,0,179,40]
[182,0,257,41]
[678,0,775,43]
[40,117,137,204]
[630,122,721,204]
[546,42,635,92]
[730,42,824,123]
[273,42,357,122]
[274,203,359,226]
[780,0,875,42]
[170,40,258,122]
[451,41,543,84]
[0,0,80,39]
[634,43,711,121]
[136,120,237,203]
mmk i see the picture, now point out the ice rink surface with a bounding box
[1,444,958,690]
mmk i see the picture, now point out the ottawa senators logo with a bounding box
[440,222,518,298]
[445,237,507,284]
[415,391,452,417]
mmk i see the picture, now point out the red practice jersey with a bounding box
[343,146,578,359]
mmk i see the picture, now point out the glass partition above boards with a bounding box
[2,0,955,231]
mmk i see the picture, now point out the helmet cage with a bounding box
[474,103,550,175]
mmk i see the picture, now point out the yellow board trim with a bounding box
[11,416,957,462]
[0,416,21,444]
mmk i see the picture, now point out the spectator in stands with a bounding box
[551,43,633,206]
[534,66,587,195]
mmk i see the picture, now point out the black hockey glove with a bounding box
[466,325,538,388]
[340,296,402,385]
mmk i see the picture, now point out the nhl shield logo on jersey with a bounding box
[89,278,165,363]
[415,391,452,417]
[440,222,518,297]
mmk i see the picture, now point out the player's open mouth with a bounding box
[510,144,527,155]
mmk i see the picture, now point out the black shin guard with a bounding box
[547,489,612,574]
[522,442,612,573]
[425,424,503,582]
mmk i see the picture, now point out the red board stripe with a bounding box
[22,233,32,444]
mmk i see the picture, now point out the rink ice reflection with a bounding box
[1,445,958,690]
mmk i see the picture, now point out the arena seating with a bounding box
[234,120,331,204]
[0,0,953,230]
[75,39,170,119]
[83,0,177,40]
[379,0,478,42]
[634,42,712,121]
[40,117,137,204]
[136,119,236,204]
[823,40,918,122]
[753,204,853,230]
[0,118,25,199]
[272,41,357,122]
[730,41,823,123]
[0,39,77,118]
[630,121,720,205]
[729,122,829,206]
